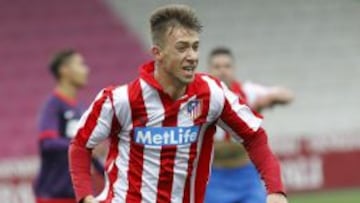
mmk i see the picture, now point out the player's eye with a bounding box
[176,46,187,53]
[193,43,199,51]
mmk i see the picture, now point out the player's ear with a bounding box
[58,64,68,79]
[151,45,163,61]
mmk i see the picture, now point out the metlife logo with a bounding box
[134,126,199,146]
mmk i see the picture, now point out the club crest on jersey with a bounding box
[134,126,199,146]
[185,99,202,120]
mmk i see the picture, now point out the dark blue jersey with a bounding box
[34,91,83,199]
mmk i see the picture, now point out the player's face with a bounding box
[208,54,234,85]
[156,26,199,85]
[63,54,89,88]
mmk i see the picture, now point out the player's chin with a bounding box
[179,74,195,84]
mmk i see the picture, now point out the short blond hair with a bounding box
[150,4,202,46]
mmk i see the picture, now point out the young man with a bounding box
[69,5,288,203]
[206,47,293,203]
[34,50,99,203]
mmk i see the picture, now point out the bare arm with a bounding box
[250,85,294,112]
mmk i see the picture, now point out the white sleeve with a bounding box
[243,81,272,106]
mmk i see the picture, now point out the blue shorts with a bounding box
[205,162,266,203]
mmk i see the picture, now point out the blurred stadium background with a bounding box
[1,0,360,202]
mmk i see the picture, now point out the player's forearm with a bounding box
[243,128,285,194]
[69,140,93,203]
[270,87,294,104]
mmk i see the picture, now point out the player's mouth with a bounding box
[182,65,196,76]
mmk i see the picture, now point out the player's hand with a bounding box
[267,193,288,203]
[82,195,99,203]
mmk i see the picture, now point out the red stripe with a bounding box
[219,100,284,193]
[193,82,212,203]
[220,99,257,140]
[103,113,122,202]
[229,80,263,119]
[155,95,180,203]
[125,80,147,203]
[39,130,58,140]
[183,80,211,203]
[181,139,197,203]
[230,80,248,103]
[71,87,117,202]
[74,89,110,147]
[194,126,216,203]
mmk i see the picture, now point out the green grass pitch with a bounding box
[289,189,360,203]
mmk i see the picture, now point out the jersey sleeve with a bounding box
[218,83,285,195]
[73,87,117,149]
[69,87,120,202]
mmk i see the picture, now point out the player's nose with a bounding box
[186,49,198,63]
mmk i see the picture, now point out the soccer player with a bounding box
[34,50,103,203]
[69,5,288,203]
[205,47,293,203]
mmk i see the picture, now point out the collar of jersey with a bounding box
[53,89,78,106]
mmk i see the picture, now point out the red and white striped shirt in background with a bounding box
[214,80,270,142]
[69,61,284,203]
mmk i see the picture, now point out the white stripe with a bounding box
[189,123,210,203]
[214,126,227,141]
[170,100,194,202]
[139,79,163,203]
[109,85,132,203]
[201,76,225,122]
[217,119,244,143]
[202,75,261,131]
[220,81,262,131]
[84,91,114,148]
[82,89,116,201]
[113,85,133,132]
[111,132,131,203]
[187,77,219,203]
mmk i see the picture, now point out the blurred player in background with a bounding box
[34,50,104,203]
[69,5,288,203]
[205,47,294,203]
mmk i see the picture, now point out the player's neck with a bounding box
[224,78,236,88]
[55,82,78,101]
[154,65,186,100]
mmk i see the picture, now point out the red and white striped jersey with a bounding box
[214,80,269,142]
[69,61,284,203]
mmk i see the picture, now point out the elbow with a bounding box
[68,139,91,160]
[243,128,268,149]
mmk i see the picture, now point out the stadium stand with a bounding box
[0,0,149,158]
[0,0,148,201]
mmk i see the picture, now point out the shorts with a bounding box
[205,162,266,203]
